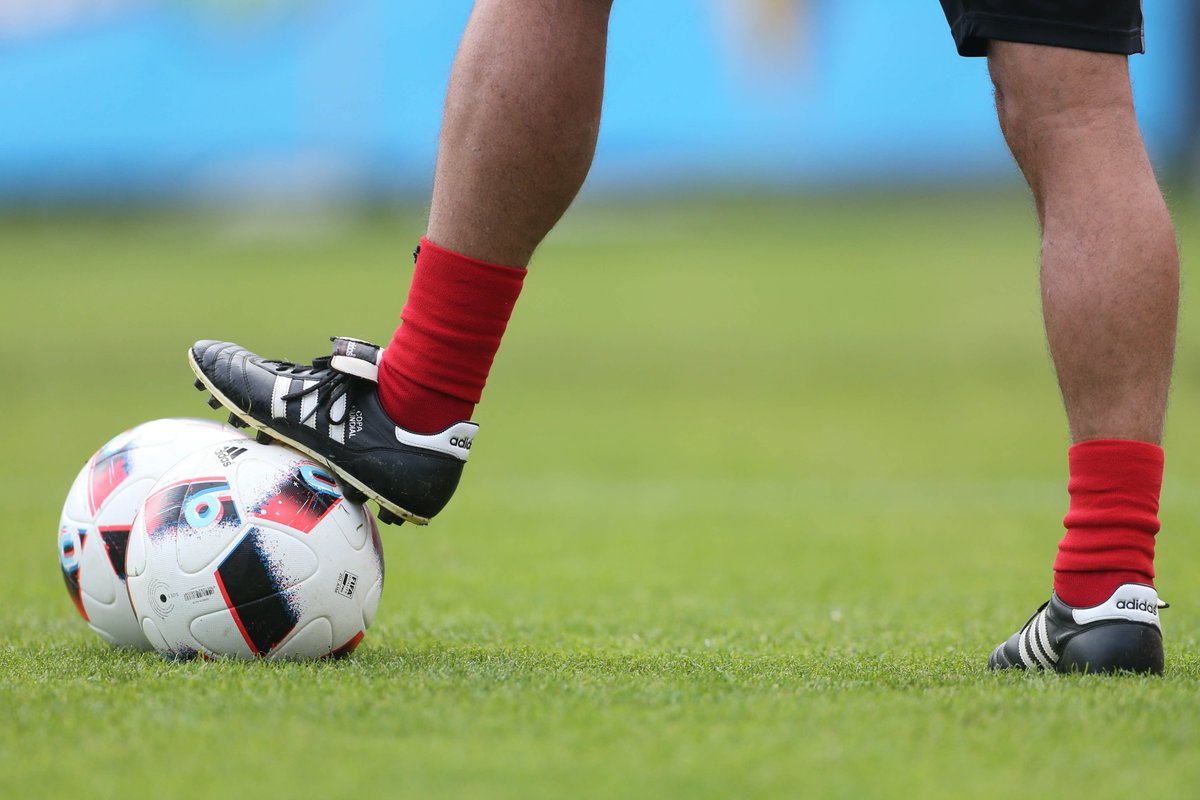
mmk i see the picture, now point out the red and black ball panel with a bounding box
[249,462,341,534]
[58,524,88,620]
[214,527,300,656]
[141,478,241,539]
[87,447,132,515]
[98,526,132,581]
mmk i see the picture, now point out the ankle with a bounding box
[1052,438,1162,608]
[1053,570,1153,607]
[377,366,474,434]
[376,238,525,434]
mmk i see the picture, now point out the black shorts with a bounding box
[940,0,1144,57]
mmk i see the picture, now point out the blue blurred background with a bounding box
[0,0,1194,204]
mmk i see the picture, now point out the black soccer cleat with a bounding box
[989,583,1166,675]
[188,337,477,526]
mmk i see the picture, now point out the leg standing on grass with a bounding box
[942,0,1179,674]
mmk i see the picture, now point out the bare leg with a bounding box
[377,0,613,434]
[427,0,614,267]
[988,42,1178,443]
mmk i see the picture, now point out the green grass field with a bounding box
[4,191,1200,798]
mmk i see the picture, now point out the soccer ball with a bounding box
[58,417,247,648]
[125,439,384,660]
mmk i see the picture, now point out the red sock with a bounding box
[1053,439,1162,607]
[378,237,526,433]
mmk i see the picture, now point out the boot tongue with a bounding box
[329,337,383,383]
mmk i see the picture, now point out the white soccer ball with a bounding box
[125,440,384,660]
[58,417,247,648]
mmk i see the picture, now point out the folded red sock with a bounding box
[378,238,526,433]
[1053,439,1162,607]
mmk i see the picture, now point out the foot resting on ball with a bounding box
[188,337,477,526]
[989,582,1166,675]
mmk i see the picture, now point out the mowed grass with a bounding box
[4,191,1200,798]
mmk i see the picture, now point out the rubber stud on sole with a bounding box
[206,394,221,409]
[227,413,248,429]
[255,430,274,445]
[341,485,368,504]
[376,508,405,526]
[193,378,205,390]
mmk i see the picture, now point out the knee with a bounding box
[988,42,1136,152]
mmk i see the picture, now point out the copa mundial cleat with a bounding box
[188,336,477,525]
[989,583,1166,675]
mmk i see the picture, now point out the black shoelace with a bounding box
[276,357,351,425]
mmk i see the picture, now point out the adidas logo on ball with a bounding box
[215,445,248,467]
